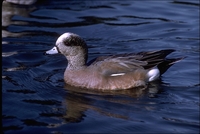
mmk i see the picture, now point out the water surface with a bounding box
[2,0,199,133]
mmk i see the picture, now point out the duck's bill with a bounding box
[46,46,59,54]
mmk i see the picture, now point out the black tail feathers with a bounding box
[157,57,186,75]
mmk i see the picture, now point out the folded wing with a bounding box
[88,49,182,76]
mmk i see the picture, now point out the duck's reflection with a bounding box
[61,81,161,123]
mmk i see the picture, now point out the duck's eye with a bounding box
[63,40,71,46]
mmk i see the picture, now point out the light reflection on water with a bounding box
[2,0,199,133]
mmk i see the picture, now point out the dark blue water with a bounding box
[2,0,199,133]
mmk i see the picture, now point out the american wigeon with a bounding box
[46,32,184,90]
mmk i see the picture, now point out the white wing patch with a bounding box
[110,73,125,77]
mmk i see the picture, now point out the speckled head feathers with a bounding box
[56,32,87,47]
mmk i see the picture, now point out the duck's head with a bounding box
[46,32,88,69]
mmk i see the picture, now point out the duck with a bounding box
[46,32,184,90]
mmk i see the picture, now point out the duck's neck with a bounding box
[66,54,87,70]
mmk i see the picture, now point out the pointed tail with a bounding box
[157,57,186,75]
